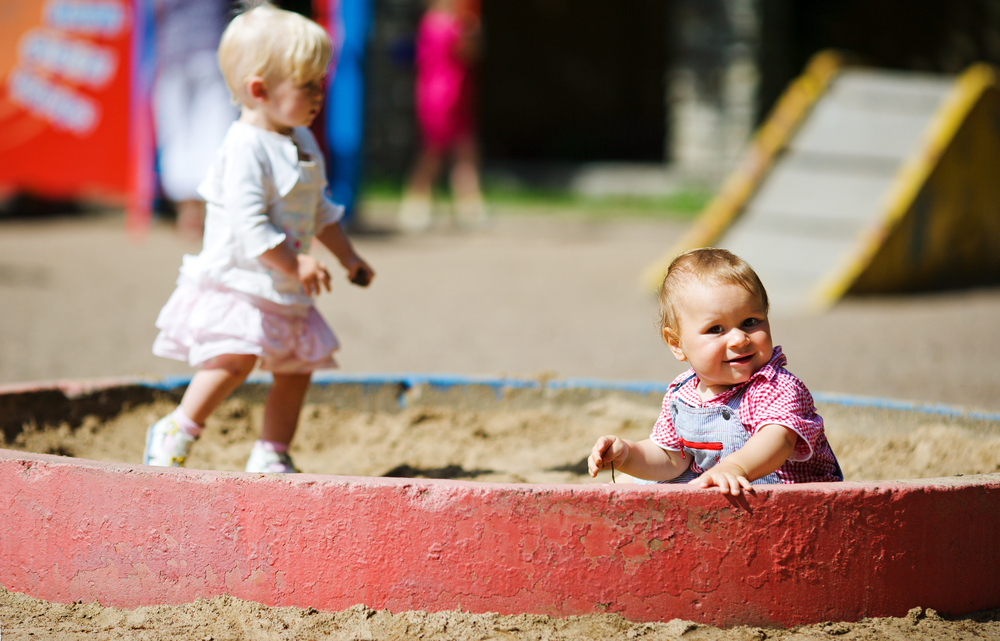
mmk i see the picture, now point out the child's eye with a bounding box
[742,318,759,328]
[706,325,724,335]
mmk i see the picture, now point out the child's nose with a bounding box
[729,329,751,347]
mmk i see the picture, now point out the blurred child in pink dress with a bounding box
[398,0,485,231]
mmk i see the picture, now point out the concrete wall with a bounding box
[3,447,999,627]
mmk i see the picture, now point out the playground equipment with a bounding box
[2,373,999,628]
[644,51,1000,312]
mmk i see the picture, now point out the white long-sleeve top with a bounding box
[181,121,344,307]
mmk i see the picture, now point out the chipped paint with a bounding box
[2,375,999,626]
[2,449,999,627]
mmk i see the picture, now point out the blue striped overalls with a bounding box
[640,373,782,485]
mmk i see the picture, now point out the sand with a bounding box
[3,590,999,640]
[2,204,1000,639]
[5,388,1000,483]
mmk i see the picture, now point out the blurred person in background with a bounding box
[398,0,485,232]
[153,0,238,240]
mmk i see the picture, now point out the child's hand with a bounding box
[347,260,375,287]
[689,424,797,495]
[689,462,753,496]
[296,254,332,296]
[315,223,374,287]
[588,435,629,478]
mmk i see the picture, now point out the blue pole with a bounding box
[325,0,371,228]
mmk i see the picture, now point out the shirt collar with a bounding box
[752,345,787,384]
[231,121,304,196]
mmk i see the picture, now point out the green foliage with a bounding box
[359,180,712,221]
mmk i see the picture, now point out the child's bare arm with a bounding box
[690,424,798,495]
[588,436,689,481]
[315,223,375,286]
[259,243,331,296]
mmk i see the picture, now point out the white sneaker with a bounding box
[245,442,299,473]
[144,414,197,467]
[397,194,433,232]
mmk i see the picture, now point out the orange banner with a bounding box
[0,0,134,202]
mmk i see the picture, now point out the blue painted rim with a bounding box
[136,372,1000,422]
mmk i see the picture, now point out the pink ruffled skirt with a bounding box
[152,279,338,373]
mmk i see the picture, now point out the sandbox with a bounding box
[2,374,999,628]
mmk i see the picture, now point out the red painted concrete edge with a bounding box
[2,449,999,627]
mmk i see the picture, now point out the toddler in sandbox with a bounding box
[588,248,842,494]
[144,2,375,473]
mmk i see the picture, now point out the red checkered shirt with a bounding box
[650,346,842,483]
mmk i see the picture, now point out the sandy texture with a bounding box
[3,206,1000,639]
[5,392,1000,483]
[3,589,999,640]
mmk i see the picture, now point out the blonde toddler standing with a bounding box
[144,2,375,473]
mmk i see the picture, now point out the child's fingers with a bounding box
[587,438,608,476]
[706,473,751,496]
[690,470,735,494]
[318,263,332,292]
[296,256,328,295]
[689,474,713,489]
[350,265,372,287]
[588,436,622,477]
[690,462,755,495]
[587,444,607,477]
[717,474,743,495]
[587,454,601,477]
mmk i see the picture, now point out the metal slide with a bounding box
[644,52,1000,313]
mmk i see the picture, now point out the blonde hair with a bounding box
[657,248,769,337]
[218,3,333,106]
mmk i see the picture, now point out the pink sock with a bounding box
[256,439,289,453]
[173,407,204,438]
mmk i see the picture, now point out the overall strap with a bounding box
[671,372,698,392]
[671,371,752,413]
[724,379,753,410]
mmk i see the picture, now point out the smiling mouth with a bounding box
[726,354,754,365]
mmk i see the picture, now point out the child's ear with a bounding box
[663,327,687,362]
[246,76,268,102]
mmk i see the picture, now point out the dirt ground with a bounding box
[2,203,1000,640]
[3,590,999,641]
[3,203,1000,413]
